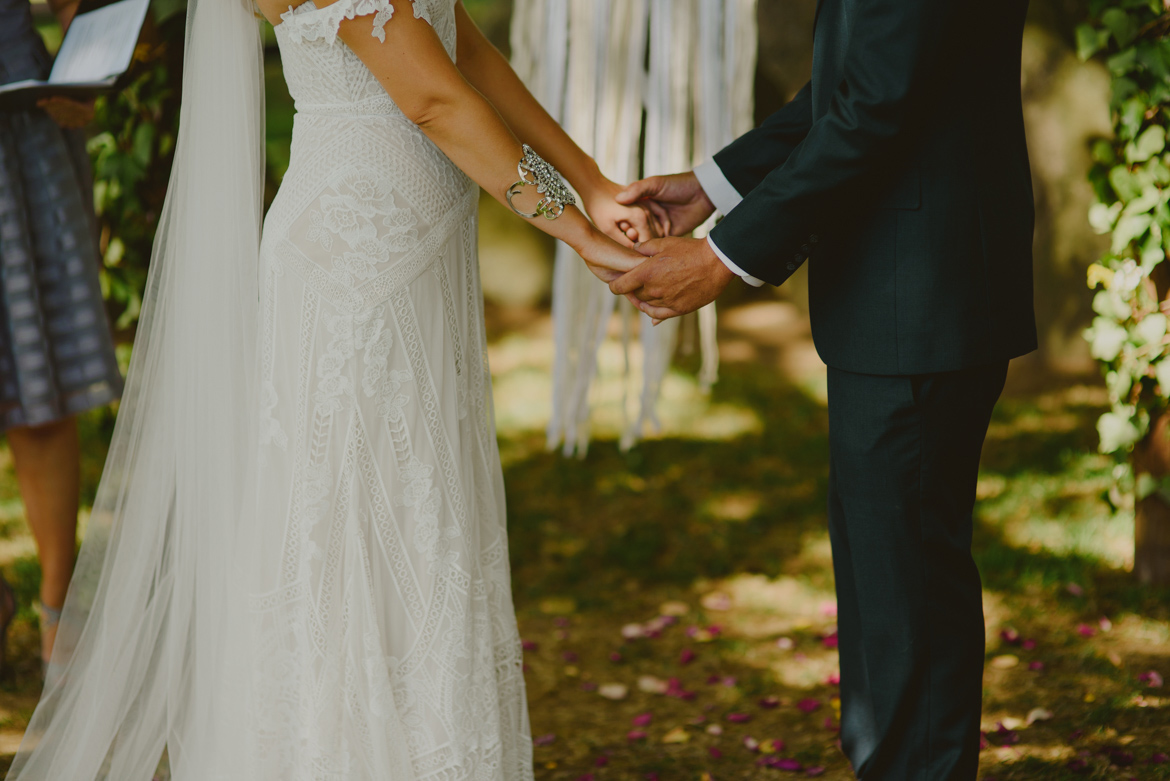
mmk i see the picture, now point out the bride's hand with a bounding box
[581,177,661,248]
[574,225,648,284]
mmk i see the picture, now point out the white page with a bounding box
[48,0,151,86]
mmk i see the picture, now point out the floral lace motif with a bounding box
[279,0,435,45]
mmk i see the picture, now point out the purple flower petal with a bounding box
[632,712,654,727]
[521,639,538,652]
[727,713,752,723]
[797,698,821,714]
[533,734,556,747]
[627,730,648,741]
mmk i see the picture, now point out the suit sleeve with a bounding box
[709,0,949,286]
[712,80,814,197]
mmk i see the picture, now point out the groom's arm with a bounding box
[695,81,814,215]
[710,0,951,286]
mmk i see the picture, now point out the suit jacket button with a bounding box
[794,253,803,262]
[800,244,812,254]
[787,262,797,271]
[809,234,819,244]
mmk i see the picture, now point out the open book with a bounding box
[0,0,151,105]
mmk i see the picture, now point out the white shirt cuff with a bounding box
[694,158,744,216]
[707,235,764,287]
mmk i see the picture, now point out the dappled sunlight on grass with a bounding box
[0,301,1161,778]
[495,304,1170,779]
[490,326,764,443]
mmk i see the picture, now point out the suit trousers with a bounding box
[827,361,1008,780]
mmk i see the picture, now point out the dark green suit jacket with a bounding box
[709,0,1037,375]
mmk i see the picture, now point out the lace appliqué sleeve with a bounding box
[279,0,433,45]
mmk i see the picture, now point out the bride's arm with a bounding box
[335,3,642,281]
[450,2,653,245]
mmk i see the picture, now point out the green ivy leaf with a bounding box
[1135,311,1168,345]
[1093,288,1134,320]
[1091,201,1124,234]
[1077,23,1111,60]
[1126,125,1166,163]
[1112,212,1153,252]
[1110,165,1142,201]
[1087,316,1131,361]
[1102,8,1139,47]
[1098,406,1144,453]
[1155,357,1170,398]
[1137,471,1159,499]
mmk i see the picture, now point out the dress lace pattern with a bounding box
[254,2,533,778]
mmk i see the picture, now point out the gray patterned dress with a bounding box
[0,0,123,430]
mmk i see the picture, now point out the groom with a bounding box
[614,0,1035,778]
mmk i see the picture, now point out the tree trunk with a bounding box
[1133,412,1170,585]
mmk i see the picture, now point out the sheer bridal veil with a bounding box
[7,0,266,777]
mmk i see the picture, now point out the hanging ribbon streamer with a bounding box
[511,0,758,455]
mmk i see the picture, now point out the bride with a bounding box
[6,0,651,779]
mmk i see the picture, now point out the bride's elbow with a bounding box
[398,90,460,130]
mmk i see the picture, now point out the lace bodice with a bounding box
[275,0,456,118]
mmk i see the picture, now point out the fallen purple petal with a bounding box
[627,730,648,741]
[759,696,780,709]
[797,698,821,714]
[533,734,556,747]
[727,713,752,723]
[709,747,723,759]
[594,755,609,767]
[632,712,653,727]
[680,648,697,665]
[521,639,538,652]
[1139,670,1164,688]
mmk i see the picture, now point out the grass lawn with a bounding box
[0,279,1165,780]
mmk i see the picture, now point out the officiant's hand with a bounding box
[37,97,95,129]
[610,236,733,321]
[615,172,715,238]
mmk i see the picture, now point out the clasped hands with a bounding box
[584,172,733,324]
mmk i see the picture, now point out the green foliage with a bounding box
[1080,0,1170,496]
[87,9,186,333]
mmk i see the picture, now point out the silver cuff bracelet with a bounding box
[506,144,576,220]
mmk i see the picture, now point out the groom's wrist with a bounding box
[707,235,765,288]
[693,159,744,216]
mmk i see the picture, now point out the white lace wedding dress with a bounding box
[250,0,532,777]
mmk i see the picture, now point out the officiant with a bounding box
[0,0,124,672]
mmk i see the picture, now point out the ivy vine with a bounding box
[1080,0,1170,504]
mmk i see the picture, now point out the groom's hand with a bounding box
[616,172,716,237]
[610,237,734,321]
